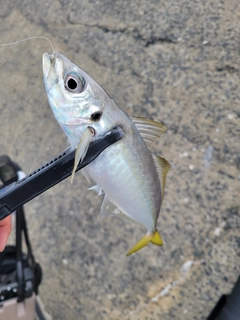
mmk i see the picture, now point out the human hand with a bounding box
[0,216,12,252]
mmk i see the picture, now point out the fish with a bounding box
[42,52,170,256]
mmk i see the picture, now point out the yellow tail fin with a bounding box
[126,230,163,256]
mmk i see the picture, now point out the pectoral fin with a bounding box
[71,127,94,183]
[126,230,163,256]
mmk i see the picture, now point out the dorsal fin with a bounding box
[132,117,167,147]
[152,155,171,198]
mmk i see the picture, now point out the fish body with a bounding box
[42,52,170,255]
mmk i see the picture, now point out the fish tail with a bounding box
[126,229,163,256]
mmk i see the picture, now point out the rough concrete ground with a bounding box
[0,1,240,319]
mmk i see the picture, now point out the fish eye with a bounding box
[65,73,86,93]
[67,78,78,90]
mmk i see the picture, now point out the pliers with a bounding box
[0,126,124,220]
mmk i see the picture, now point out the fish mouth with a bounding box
[42,52,60,84]
[42,52,51,80]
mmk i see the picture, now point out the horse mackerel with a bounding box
[42,52,170,255]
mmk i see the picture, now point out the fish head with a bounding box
[42,52,120,147]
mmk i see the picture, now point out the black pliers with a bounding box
[0,127,124,220]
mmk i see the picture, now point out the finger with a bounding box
[0,215,12,252]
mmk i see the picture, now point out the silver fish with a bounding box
[42,52,170,255]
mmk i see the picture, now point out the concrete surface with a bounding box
[0,1,240,319]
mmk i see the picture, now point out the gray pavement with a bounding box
[0,1,240,319]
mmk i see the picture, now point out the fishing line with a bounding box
[0,36,55,54]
